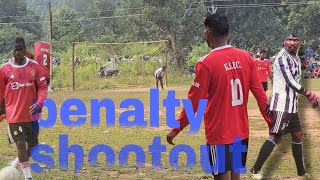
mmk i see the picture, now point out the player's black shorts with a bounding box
[46,78,50,86]
[208,138,248,176]
[7,121,40,145]
[262,82,268,91]
[270,111,302,135]
[155,76,163,81]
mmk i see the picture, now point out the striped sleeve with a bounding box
[278,56,303,94]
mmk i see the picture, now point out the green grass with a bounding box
[1,80,320,179]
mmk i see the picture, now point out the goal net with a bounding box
[52,40,169,90]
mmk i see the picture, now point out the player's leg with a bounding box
[208,144,233,180]
[26,120,40,157]
[230,138,249,180]
[0,99,5,122]
[251,111,288,179]
[155,77,159,89]
[288,113,307,176]
[160,79,164,90]
[8,123,33,179]
[47,78,53,92]
[213,171,231,180]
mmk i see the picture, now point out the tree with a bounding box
[287,1,320,49]
[136,0,204,68]
[52,5,84,51]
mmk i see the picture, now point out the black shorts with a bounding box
[270,111,302,135]
[0,99,5,115]
[208,138,248,175]
[155,76,163,81]
[46,78,50,86]
[7,121,40,145]
[262,82,268,91]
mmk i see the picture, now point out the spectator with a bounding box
[265,47,271,59]
[316,45,320,55]
[305,47,314,58]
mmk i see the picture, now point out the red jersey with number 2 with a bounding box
[171,45,271,145]
[34,42,51,78]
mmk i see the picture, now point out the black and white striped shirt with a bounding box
[268,48,302,113]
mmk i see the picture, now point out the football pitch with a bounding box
[1,79,320,180]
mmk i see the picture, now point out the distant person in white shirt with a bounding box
[154,66,166,90]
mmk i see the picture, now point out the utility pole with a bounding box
[49,2,53,84]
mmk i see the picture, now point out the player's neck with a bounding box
[210,37,227,50]
[13,57,27,66]
[211,42,228,50]
[284,48,297,57]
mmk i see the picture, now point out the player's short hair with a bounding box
[260,50,267,54]
[15,37,26,49]
[162,66,166,70]
[288,33,297,37]
[14,44,24,52]
[204,13,229,37]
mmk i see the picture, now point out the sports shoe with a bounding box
[301,173,311,179]
[250,168,263,180]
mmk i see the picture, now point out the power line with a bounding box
[72,8,143,14]
[204,1,318,8]
[0,1,317,22]
[0,8,142,19]
[0,14,48,19]
[0,14,143,25]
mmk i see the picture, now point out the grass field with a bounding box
[1,79,320,180]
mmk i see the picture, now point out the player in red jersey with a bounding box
[0,45,48,180]
[166,14,271,180]
[254,50,272,91]
[0,38,35,119]
[34,42,53,92]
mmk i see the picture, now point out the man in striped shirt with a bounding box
[250,33,320,179]
[154,66,166,90]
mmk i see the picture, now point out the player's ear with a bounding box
[226,32,231,37]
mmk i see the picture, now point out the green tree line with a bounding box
[1,0,319,67]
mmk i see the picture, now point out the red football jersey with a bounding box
[0,58,48,123]
[171,45,271,145]
[34,42,51,78]
[254,59,272,82]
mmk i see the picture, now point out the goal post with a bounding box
[70,40,169,91]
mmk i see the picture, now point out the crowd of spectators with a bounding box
[302,46,320,79]
[251,46,320,79]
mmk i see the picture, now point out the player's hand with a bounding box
[29,103,41,115]
[304,90,320,108]
[0,114,5,122]
[167,131,178,145]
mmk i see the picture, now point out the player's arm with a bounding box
[0,67,6,122]
[278,56,303,93]
[267,60,273,79]
[167,62,210,145]
[278,56,320,107]
[30,65,48,114]
[249,58,272,127]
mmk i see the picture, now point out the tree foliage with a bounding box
[0,0,319,67]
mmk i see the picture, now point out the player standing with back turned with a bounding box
[166,13,271,180]
[250,33,320,179]
[0,44,48,180]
